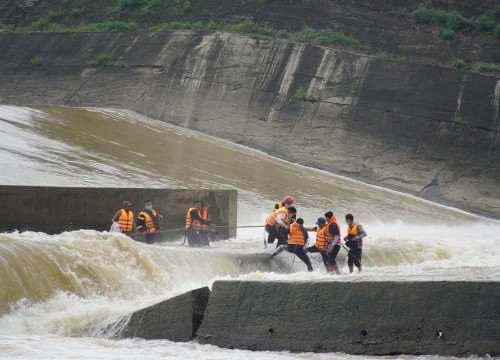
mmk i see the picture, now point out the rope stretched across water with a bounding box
[131,224,264,238]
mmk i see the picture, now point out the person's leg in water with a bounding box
[287,244,313,271]
[199,231,210,246]
[145,232,156,245]
[186,228,199,247]
[347,248,362,273]
[276,227,289,247]
[327,245,341,274]
[270,244,287,258]
[266,224,277,244]
[266,225,287,248]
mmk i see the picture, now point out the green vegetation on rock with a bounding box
[476,63,500,74]
[31,56,43,66]
[442,29,454,40]
[451,59,466,70]
[453,116,466,125]
[412,6,498,36]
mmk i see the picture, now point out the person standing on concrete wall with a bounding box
[344,213,367,273]
[136,200,163,245]
[324,211,341,275]
[185,201,211,247]
[265,205,296,248]
[304,217,329,269]
[111,201,138,236]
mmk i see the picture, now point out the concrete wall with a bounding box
[197,280,500,356]
[0,186,237,240]
[0,31,498,216]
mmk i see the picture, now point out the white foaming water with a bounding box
[0,105,499,359]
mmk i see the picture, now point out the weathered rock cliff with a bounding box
[0,31,498,216]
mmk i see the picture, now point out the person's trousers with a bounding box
[266,224,288,247]
[287,244,313,271]
[347,247,362,268]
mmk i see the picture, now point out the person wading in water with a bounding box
[344,213,367,273]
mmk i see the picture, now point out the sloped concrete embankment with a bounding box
[98,281,500,356]
[197,281,500,356]
[0,31,498,216]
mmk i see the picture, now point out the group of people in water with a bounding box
[110,195,367,274]
[265,196,367,274]
[110,199,215,246]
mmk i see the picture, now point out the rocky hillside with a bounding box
[0,0,499,69]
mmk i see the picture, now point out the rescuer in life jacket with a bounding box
[344,213,367,273]
[324,211,341,275]
[304,217,329,270]
[274,196,297,224]
[199,202,218,245]
[186,200,212,247]
[136,200,163,244]
[279,218,313,271]
[265,205,297,248]
[111,201,138,236]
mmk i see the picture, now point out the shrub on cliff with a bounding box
[31,56,44,67]
[294,27,362,48]
[495,24,500,39]
[91,55,112,67]
[413,6,496,33]
[476,63,500,74]
[78,22,138,32]
[442,29,454,40]
[451,59,466,69]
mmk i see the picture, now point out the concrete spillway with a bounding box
[196,280,500,356]
[0,31,498,217]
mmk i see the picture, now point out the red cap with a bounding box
[283,196,294,205]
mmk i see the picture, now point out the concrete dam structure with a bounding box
[97,281,500,357]
[0,186,237,240]
[0,31,498,217]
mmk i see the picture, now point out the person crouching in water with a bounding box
[304,217,329,270]
[136,200,163,244]
[324,211,341,275]
[265,205,296,248]
[286,218,313,272]
[186,201,212,247]
[344,213,367,273]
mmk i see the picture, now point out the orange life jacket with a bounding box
[266,207,290,227]
[200,206,210,231]
[139,209,157,233]
[289,222,306,246]
[186,207,203,231]
[118,209,133,233]
[347,222,363,246]
[325,217,341,245]
[315,225,328,250]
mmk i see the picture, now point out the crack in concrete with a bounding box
[63,68,102,106]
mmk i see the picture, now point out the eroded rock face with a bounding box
[197,281,500,357]
[0,31,498,216]
[101,287,211,341]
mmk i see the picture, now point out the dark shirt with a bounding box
[327,222,340,236]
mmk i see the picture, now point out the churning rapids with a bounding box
[0,105,498,360]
